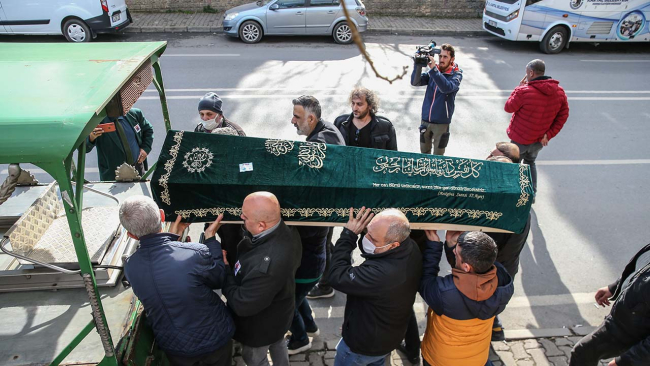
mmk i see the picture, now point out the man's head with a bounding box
[198,92,224,123]
[453,232,498,274]
[240,191,282,236]
[438,44,456,72]
[349,87,379,120]
[364,209,411,254]
[291,95,322,136]
[487,142,520,163]
[525,59,546,81]
[119,196,163,240]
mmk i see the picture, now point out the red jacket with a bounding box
[505,77,569,145]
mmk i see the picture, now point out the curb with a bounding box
[125,26,487,37]
[504,326,596,341]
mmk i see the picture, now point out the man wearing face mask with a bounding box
[419,231,514,366]
[195,92,246,136]
[328,208,422,366]
[221,192,302,366]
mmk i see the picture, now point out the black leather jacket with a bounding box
[333,113,398,150]
[605,243,650,366]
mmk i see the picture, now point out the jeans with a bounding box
[334,338,388,366]
[420,122,450,155]
[242,338,289,366]
[166,340,233,366]
[290,280,319,343]
[569,322,630,366]
[512,141,543,193]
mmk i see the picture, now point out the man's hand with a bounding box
[608,359,617,366]
[445,230,463,248]
[168,215,191,237]
[424,230,440,242]
[595,286,613,307]
[137,149,148,164]
[519,75,527,87]
[345,207,374,235]
[427,55,436,69]
[541,134,549,147]
[204,214,224,240]
[89,127,104,142]
[222,250,229,265]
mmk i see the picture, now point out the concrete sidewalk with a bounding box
[127,12,486,36]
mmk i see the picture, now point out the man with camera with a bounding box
[411,43,463,156]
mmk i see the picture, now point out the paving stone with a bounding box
[510,342,529,360]
[290,354,307,361]
[516,361,535,366]
[554,338,574,347]
[325,360,335,366]
[571,326,597,336]
[539,339,565,357]
[311,341,325,351]
[548,356,569,366]
[527,348,551,366]
[165,26,187,32]
[292,362,310,366]
[141,26,164,32]
[308,354,324,366]
[491,341,511,351]
[558,346,573,358]
[567,336,584,345]
[188,26,211,32]
[324,351,336,359]
[324,341,338,350]
[494,350,517,366]
[523,339,541,349]
[506,328,572,340]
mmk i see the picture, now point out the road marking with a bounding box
[163,54,241,57]
[143,88,650,94]
[538,159,650,166]
[138,95,650,101]
[581,59,650,62]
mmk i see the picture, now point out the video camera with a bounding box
[414,40,441,67]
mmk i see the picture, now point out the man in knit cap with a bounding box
[195,92,246,136]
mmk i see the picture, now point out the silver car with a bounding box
[223,0,368,44]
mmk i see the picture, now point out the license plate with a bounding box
[488,20,497,27]
[112,12,121,23]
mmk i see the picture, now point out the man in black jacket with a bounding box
[333,87,397,150]
[222,192,302,366]
[328,208,423,366]
[291,95,345,145]
[569,243,650,366]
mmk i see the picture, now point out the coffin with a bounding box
[151,131,533,233]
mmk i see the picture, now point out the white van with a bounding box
[0,0,131,42]
[483,0,650,53]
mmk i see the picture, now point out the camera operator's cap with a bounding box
[198,92,223,114]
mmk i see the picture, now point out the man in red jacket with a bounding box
[505,59,569,196]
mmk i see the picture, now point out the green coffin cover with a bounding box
[151,131,533,234]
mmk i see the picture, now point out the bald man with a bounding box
[222,192,302,366]
[328,208,423,366]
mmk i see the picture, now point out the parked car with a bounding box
[222,0,368,44]
[0,0,132,42]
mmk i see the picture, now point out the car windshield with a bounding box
[257,0,274,5]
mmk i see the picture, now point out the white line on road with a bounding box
[143,88,650,94]
[538,159,650,166]
[138,95,650,101]
[163,54,241,57]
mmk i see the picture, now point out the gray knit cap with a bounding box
[198,92,223,114]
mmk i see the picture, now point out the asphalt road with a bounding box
[1,32,650,336]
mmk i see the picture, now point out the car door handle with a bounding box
[296,11,303,15]
[327,10,335,14]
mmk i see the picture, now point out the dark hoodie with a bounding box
[419,240,514,366]
[505,76,569,145]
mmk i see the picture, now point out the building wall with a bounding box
[125,0,485,18]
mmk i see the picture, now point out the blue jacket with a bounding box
[411,63,463,124]
[124,233,235,357]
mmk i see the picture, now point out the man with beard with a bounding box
[411,43,463,156]
[333,87,397,150]
[287,96,344,354]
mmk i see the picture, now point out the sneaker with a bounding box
[306,284,335,299]
[396,342,420,365]
[306,324,320,337]
[491,326,506,342]
[287,338,311,355]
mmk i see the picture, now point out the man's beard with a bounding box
[354,108,370,120]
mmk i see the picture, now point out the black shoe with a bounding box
[396,342,420,365]
[287,338,311,355]
[306,324,320,337]
[306,284,335,299]
[491,327,506,342]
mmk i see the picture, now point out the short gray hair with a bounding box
[526,59,545,75]
[119,196,162,238]
[383,209,411,243]
[292,95,322,120]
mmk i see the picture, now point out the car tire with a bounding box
[239,21,263,44]
[333,22,353,44]
[63,18,92,43]
[540,26,568,54]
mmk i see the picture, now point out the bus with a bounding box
[482,0,650,53]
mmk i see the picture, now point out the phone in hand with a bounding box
[97,122,116,133]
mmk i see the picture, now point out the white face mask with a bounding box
[362,235,391,254]
[201,114,221,131]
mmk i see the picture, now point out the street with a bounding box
[2,31,650,338]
